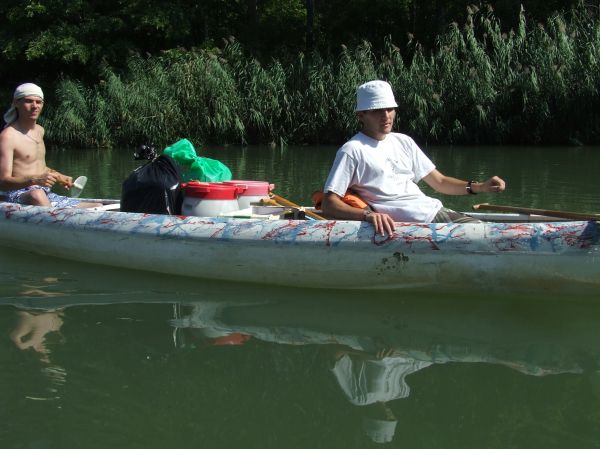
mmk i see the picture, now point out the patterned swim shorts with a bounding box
[5,185,82,208]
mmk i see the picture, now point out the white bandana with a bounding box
[4,83,44,125]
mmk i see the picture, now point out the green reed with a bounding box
[45,4,600,148]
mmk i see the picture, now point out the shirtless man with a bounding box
[0,83,99,208]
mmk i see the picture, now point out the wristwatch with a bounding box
[363,209,372,220]
[466,180,477,195]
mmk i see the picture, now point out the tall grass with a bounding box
[45,4,600,148]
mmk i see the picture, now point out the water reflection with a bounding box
[3,270,69,402]
[8,309,67,402]
[330,350,428,443]
[2,251,600,446]
[11,310,64,357]
[168,295,591,443]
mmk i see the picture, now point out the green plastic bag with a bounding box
[163,138,232,182]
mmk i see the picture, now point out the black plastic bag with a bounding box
[121,154,183,215]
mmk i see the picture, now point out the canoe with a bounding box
[0,200,598,291]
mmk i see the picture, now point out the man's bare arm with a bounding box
[321,192,367,221]
[423,169,506,195]
[322,192,395,236]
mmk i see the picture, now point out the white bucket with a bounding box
[181,182,243,217]
[223,180,274,209]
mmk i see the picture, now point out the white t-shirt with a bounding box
[332,354,432,405]
[323,132,442,222]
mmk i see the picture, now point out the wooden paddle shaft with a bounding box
[473,203,600,221]
[270,194,325,220]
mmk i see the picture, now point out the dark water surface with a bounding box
[2,145,600,448]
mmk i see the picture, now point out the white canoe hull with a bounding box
[0,202,598,291]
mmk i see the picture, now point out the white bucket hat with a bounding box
[355,80,398,112]
[4,83,44,125]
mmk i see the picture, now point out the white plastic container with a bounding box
[223,180,274,209]
[181,182,243,217]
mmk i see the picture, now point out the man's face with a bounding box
[357,108,396,141]
[15,95,44,120]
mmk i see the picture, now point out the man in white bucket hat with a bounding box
[0,83,100,208]
[322,80,505,235]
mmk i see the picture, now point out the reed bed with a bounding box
[45,6,600,148]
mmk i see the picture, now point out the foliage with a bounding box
[43,4,600,147]
[0,0,582,90]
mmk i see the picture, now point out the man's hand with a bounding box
[31,171,58,188]
[480,176,506,193]
[48,169,73,189]
[365,211,396,237]
[56,173,73,189]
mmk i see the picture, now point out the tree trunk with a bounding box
[246,0,259,51]
[305,0,315,53]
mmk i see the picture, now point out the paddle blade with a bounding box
[71,176,87,198]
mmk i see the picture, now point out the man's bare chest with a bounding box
[13,138,45,166]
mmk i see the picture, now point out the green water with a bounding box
[1,145,600,448]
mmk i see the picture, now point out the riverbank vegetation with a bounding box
[1,1,597,147]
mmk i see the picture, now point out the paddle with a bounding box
[70,176,88,198]
[270,193,325,220]
[472,203,600,221]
